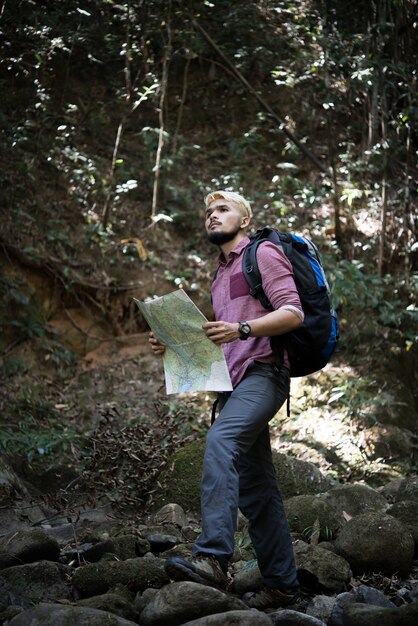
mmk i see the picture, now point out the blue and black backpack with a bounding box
[243,227,339,377]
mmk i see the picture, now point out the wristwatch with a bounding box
[238,321,252,340]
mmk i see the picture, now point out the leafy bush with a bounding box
[328,259,417,345]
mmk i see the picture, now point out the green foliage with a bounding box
[327,377,405,424]
[328,259,417,345]
[301,523,334,543]
[0,393,81,462]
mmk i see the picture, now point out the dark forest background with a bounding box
[0,0,417,512]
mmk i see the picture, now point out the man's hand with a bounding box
[149,331,166,354]
[202,321,239,344]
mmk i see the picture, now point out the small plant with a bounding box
[0,394,81,462]
[301,522,333,544]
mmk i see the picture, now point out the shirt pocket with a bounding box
[230,271,250,300]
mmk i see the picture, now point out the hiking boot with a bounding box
[243,585,297,610]
[164,555,228,590]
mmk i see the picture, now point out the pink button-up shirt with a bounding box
[211,236,302,387]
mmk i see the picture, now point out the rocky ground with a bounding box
[1,320,417,625]
[1,431,418,625]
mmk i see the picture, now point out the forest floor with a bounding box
[1,318,411,526]
[1,203,416,522]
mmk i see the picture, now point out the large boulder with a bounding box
[139,581,248,626]
[182,611,272,625]
[77,592,138,622]
[320,483,389,528]
[388,499,418,553]
[0,459,47,535]
[273,453,333,498]
[72,557,169,598]
[0,528,60,569]
[293,541,352,593]
[268,610,327,625]
[6,602,139,625]
[331,600,418,626]
[392,476,418,503]
[70,535,149,563]
[154,439,332,512]
[334,512,414,577]
[284,494,339,541]
[0,561,72,605]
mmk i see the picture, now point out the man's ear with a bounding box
[240,215,250,229]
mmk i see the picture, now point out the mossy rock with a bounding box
[153,438,205,513]
[284,494,339,541]
[273,453,333,498]
[153,437,332,514]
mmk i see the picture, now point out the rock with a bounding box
[139,581,248,626]
[0,560,72,605]
[0,575,32,611]
[154,441,332,512]
[0,459,47,535]
[146,533,178,552]
[388,500,418,551]
[6,602,140,625]
[269,610,328,625]
[273,453,333,498]
[182,525,201,542]
[392,476,418,503]
[328,587,395,626]
[153,441,205,512]
[153,503,188,527]
[334,512,414,577]
[335,600,418,626]
[306,594,337,623]
[72,557,169,598]
[315,541,336,553]
[77,591,138,622]
[79,535,149,562]
[182,610,273,625]
[0,527,60,569]
[329,591,359,626]
[353,584,395,607]
[294,541,352,592]
[380,476,418,504]
[284,494,339,541]
[394,582,418,605]
[0,606,23,622]
[320,484,389,528]
[378,477,405,502]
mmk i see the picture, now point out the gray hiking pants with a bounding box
[193,360,299,590]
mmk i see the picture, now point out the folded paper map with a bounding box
[134,289,233,394]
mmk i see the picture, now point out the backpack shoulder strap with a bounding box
[242,230,272,310]
[242,227,289,310]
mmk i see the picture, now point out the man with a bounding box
[149,190,303,610]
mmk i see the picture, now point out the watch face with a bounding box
[239,322,251,338]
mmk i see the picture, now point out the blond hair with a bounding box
[204,190,253,219]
